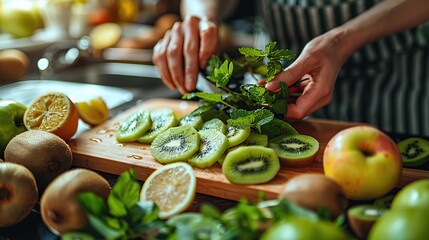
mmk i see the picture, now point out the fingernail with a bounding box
[185,76,195,92]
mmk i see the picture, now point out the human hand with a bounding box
[265,34,346,121]
[152,16,219,94]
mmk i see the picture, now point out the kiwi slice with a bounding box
[179,114,204,130]
[268,134,319,167]
[226,125,251,147]
[150,125,200,164]
[347,205,387,239]
[222,146,280,184]
[137,109,178,144]
[260,118,299,139]
[241,132,269,147]
[188,129,228,168]
[397,137,429,167]
[201,118,227,134]
[116,110,152,142]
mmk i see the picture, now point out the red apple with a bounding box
[323,126,402,200]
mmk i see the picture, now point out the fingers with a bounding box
[152,31,175,90]
[167,22,185,94]
[152,16,219,93]
[265,57,310,92]
[199,20,218,69]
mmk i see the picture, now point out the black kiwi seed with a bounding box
[397,137,429,167]
[268,134,319,167]
[150,125,200,164]
[222,146,280,184]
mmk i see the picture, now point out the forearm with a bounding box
[329,0,429,62]
[180,0,239,22]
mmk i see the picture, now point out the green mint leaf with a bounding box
[207,60,233,88]
[201,204,222,219]
[108,194,127,217]
[264,42,277,55]
[182,92,198,100]
[253,109,274,132]
[111,169,140,209]
[238,47,265,64]
[61,232,96,240]
[230,109,251,119]
[78,192,107,216]
[269,49,296,61]
[87,213,125,239]
[266,61,283,82]
[195,92,223,103]
[270,100,287,115]
[205,55,222,77]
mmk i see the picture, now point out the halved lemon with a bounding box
[24,92,79,140]
[140,162,196,219]
[75,97,109,126]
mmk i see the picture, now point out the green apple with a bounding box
[323,126,402,200]
[391,179,429,210]
[261,216,351,240]
[0,100,27,158]
[0,5,37,38]
[368,207,429,240]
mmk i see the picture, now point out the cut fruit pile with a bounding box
[116,108,320,185]
[140,162,196,219]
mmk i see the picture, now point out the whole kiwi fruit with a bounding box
[0,162,38,227]
[40,168,111,235]
[4,130,73,191]
[279,173,348,219]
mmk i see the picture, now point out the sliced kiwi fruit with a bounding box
[116,110,152,142]
[200,118,227,134]
[347,205,387,239]
[188,129,228,168]
[222,146,280,184]
[397,137,429,167]
[179,114,204,130]
[226,125,251,147]
[150,125,200,164]
[268,134,319,167]
[260,118,299,139]
[241,132,269,147]
[137,109,178,144]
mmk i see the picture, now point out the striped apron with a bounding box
[256,0,429,136]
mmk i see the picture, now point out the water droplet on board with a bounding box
[115,143,124,147]
[127,154,143,160]
[90,137,102,143]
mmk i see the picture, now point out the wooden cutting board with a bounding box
[68,98,429,202]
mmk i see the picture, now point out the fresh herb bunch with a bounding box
[63,169,347,240]
[183,42,298,139]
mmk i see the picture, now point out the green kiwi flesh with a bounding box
[241,132,269,147]
[347,205,387,239]
[188,129,228,168]
[222,146,280,184]
[137,109,178,144]
[201,118,227,134]
[150,125,200,164]
[226,126,251,147]
[179,114,204,130]
[116,110,152,142]
[268,134,319,167]
[397,137,429,167]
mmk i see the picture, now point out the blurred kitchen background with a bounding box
[0,0,256,81]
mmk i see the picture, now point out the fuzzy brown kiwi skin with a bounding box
[40,169,111,235]
[0,162,38,227]
[347,205,386,239]
[279,173,348,220]
[4,130,73,191]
